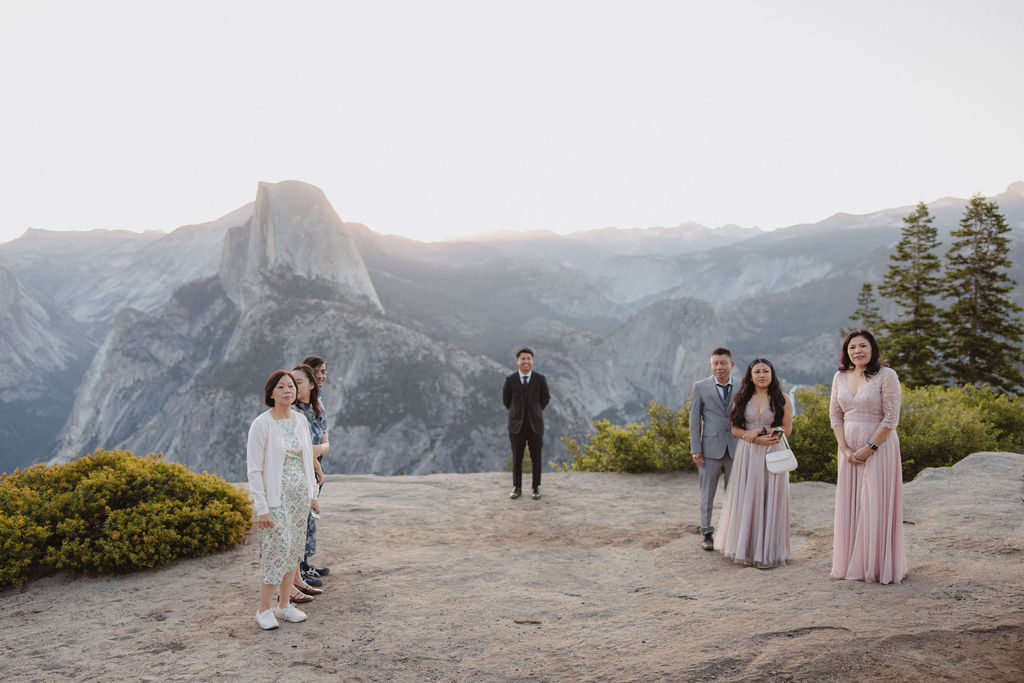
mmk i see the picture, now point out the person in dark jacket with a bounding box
[502,347,551,500]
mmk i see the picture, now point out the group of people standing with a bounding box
[689,331,907,584]
[246,356,334,630]
[245,332,907,630]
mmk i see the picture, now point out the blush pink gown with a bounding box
[829,366,908,584]
[716,402,791,569]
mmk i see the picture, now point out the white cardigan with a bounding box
[246,409,318,516]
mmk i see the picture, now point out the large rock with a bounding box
[219,180,382,313]
[0,265,91,472]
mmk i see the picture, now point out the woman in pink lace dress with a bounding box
[717,358,793,569]
[830,329,908,584]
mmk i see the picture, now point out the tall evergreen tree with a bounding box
[845,282,883,335]
[942,194,1024,391]
[877,202,945,386]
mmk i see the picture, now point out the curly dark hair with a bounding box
[729,358,786,429]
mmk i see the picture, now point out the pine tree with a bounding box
[942,194,1024,391]
[845,283,883,335]
[877,202,946,386]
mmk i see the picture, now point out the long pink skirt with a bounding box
[831,420,907,584]
[717,440,791,568]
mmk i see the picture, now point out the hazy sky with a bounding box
[2,0,1022,244]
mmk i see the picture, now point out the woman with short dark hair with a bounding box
[247,370,321,629]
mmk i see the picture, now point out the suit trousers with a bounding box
[699,449,733,535]
[509,422,542,490]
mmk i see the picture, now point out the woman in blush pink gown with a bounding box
[717,358,793,569]
[830,329,907,584]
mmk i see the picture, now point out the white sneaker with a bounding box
[273,604,307,623]
[256,608,279,630]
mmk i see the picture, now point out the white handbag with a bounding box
[765,432,798,474]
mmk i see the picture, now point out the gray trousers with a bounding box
[698,451,733,535]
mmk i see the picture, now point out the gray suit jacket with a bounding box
[689,376,739,460]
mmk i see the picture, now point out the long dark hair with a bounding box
[291,364,322,418]
[838,329,884,378]
[730,358,786,429]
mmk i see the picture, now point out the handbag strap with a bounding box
[766,431,791,452]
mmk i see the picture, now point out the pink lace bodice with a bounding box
[829,366,901,429]
[742,401,776,430]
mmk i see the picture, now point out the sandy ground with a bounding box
[1,452,1021,682]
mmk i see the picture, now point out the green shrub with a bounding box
[557,386,1023,482]
[646,401,694,471]
[789,385,839,483]
[556,401,694,473]
[953,385,1024,453]
[0,449,251,587]
[897,385,1002,480]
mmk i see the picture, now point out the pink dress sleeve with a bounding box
[879,367,901,429]
[829,372,845,428]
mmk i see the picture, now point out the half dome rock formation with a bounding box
[219,180,383,312]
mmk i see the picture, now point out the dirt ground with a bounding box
[2,452,1021,682]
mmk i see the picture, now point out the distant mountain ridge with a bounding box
[0,180,1021,477]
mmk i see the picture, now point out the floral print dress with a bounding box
[259,416,310,584]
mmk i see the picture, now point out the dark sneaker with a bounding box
[300,570,323,587]
[509,488,522,499]
[701,532,714,551]
[532,488,541,500]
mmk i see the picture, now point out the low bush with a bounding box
[0,449,251,587]
[789,385,839,483]
[559,385,1024,482]
[556,401,694,473]
[897,386,1002,480]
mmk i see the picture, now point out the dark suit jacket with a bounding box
[502,372,550,435]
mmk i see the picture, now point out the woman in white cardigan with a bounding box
[247,369,321,630]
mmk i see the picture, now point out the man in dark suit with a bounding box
[689,346,738,551]
[502,347,551,500]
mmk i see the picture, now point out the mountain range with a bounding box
[1,180,1021,478]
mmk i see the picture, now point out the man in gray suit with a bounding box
[689,347,738,551]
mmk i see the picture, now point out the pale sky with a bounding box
[1,0,1022,244]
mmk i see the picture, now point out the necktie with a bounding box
[719,383,731,402]
[522,376,529,385]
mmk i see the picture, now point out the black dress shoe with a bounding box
[509,488,522,499]
[300,570,323,587]
[532,488,541,500]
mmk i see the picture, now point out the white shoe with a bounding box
[274,604,307,623]
[256,608,279,630]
